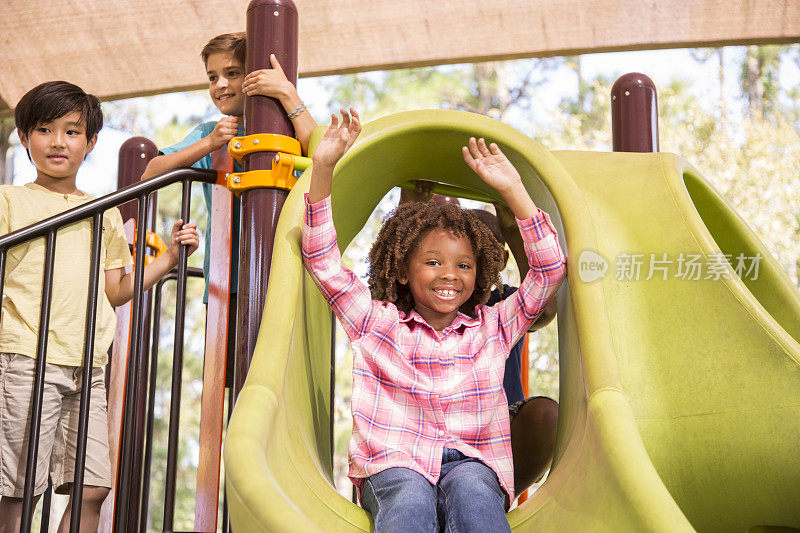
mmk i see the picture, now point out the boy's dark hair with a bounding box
[14,81,103,140]
[368,202,505,317]
[468,209,505,246]
[201,32,246,66]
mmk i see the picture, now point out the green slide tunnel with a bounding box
[223,110,800,532]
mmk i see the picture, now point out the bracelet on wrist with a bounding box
[288,102,307,120]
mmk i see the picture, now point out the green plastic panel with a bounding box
[224,110,800,532]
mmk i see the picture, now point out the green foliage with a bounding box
[327,67,474,121]
[102,91,212,140]
[545,76,614,150]
[153,118,195,152]
[740,45,784,119]
[559,70,615,139]
[326,58,564,123]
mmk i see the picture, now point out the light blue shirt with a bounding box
[160,121,243,302]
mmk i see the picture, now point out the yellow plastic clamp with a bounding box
[227,133,301,163]
[132,230,167,266]
[227,153,299,194]
[146,232,167,257]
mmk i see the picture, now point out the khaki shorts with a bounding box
[0,352,112,497]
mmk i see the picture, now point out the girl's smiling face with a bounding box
[399,228,476,332]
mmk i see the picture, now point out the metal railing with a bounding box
[0,168,217,533]
[141,266,204,533]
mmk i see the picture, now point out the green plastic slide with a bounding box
[224,110,800,532]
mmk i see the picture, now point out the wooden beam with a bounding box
[194,159,234,533]
[1,0,799,117]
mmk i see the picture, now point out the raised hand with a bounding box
[462,137,522,194]
[242,54,292,98]
[312,108,361,169]
[463,137,537,219]
[208,116,240,151]
[307,108,361,203]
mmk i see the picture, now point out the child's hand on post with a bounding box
[242,54,292,99]
[166,220,199,263]
[107,220,200,305]
[312,108,361,170]
[208,116,240,151]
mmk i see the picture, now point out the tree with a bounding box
[690,48,727,119]
[741,45,784,120]
[326,59,563,123]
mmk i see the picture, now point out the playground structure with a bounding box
[1,1,799,532]
[223,109,800,531]
[221,6,800,530]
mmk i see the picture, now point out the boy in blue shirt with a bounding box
[141,32,316,303]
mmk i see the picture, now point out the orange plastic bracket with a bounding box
[227,133,301,163]
[140,231,167,265]
[226,153,298,194]
[145,232,167,257]
[132,229,167,266]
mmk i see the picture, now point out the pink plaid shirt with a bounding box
[302,195,566,502]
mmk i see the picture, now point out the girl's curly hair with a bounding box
[368,202,505,317]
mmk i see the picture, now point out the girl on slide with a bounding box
[302,109,566,532]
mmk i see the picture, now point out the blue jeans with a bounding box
[361,448,510,533]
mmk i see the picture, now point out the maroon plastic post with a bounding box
[235,0,299,396]
[117,137,159,221]
[112,136,157,532]
[611,73,659,152]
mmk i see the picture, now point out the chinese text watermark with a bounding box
[578,250,761,283]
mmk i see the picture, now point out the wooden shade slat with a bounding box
[2,0,799,117]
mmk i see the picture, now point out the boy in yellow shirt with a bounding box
[0,81,199,532]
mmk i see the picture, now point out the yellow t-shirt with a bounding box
[0,182,133,366]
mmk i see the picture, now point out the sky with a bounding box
[10,45,800,197]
